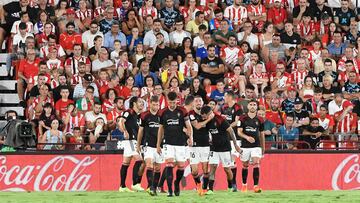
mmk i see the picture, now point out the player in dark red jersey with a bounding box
[221,90,243,191]
[237,99,265,193]
[201,106,241,195]
[189,96,212,195]
[119,96,144,192]
[156,91,193,197]
[136,95,163,196]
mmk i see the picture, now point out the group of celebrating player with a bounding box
[118,90,264,196]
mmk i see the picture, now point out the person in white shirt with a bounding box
[192,24,207,49]
[82,21,104,52]
[328,93,347,115]
[10,11,33,35]
[179,52,198,82]
[169,18,191,48]
[237,21,259,51]
[91,48,115,74]
[143,19,169,49]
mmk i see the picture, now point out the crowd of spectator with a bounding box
[1,0,360,151]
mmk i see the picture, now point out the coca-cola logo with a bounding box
[0,156,97,191]
[332,154,360,190]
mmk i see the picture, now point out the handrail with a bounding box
[266,141,312,149]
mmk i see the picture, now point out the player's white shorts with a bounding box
[231,140,242,158]
[122,140,140,157]
[143,146,164,164]
[163,144,187,162]
[240,147,262,162]
[209,151,232,168]
[189,146,210,165]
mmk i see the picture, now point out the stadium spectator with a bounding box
[40,119,66,150]
[278,116,300,149]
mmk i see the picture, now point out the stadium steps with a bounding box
[0,53,24,129]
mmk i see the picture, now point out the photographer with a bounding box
[0,110,18,152]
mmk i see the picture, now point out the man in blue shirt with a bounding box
[209,8,233,33]
[99,6,116,34]
[278,116,299,149]
[134,60,158,88]
[104,21,127,51]
[327,31,348,59]
[210,80,226,105]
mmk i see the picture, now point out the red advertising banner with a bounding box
[0,153,359,191]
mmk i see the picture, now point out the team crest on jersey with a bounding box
[177,113,181,117]
[189,114,195,120]
[255,121,258,126]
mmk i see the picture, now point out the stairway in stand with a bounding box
[0,53,24,129]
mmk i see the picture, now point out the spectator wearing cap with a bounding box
[292,0,313,26]
[281,86,298,114]
[302,117,327,149]
[73,74,100,100]
[278,115,299,150]
[267,0,287,31]
[334,100,358,143]
[99,6,117,34]
[91,48,115,74]
[270,62,292,93]
[186,11,208,37]
[280,22,302,49]
[290,97,310,130]
[334,0,356,32]
[313,0,334,22]
[342,71,360,101]
[209,8,233,33]
[327,31,348,59]
[104,21,127,51]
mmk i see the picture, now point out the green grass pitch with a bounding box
[1,190,360,203]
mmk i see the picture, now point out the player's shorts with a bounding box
[122,140,140,158]
[240,147,262,162]
[209,151,232,168]
[163,144,187,162]
[143,146,164,164]
[189,146,210,165]
[231,140,242,158]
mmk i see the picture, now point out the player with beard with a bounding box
[201,105,241,195]
[237,100,265,193]
[188,96,212,195]
[119,96,144,192]
[221,90,243,191]
[157,91,193,197]
[136,95,163,196]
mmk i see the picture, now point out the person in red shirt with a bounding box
[59,22,82,56]
[267,0,287,31]
[247,0,267,32]
[17,48,41,107]
[296,12,315,45]
[265,98,286,126]
[334,101,358,144]
[107,97,124,130]
[99,74,122,100]
[55,86,74,118]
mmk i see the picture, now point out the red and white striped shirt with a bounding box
[138,6,158,19]
[181,6,201,20]
[102,99,115,115]
[31,96,54,119]
[64,112,85,133]
[220,46,244,67]
[297,21,316,38]
[65,56,91,74]
[291,69,308,89]
[224,5,248,26]
[334,111,357,133]
[28,74,51,86]
[270,72,292,88]
[46,58,63,70]
[247,4,266,23]
[75,9,93,21]
[337,56,359,73]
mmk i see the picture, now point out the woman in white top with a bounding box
[179,52,198,83]
[259,22,274,49]
[40,119,66,150]
[299,76,315,101]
